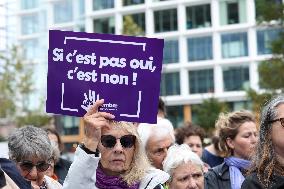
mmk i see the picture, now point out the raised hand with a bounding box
[83,99,115,151]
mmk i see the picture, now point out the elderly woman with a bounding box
[63,99,169,189]
[163,144,205,189]
[8,126,62,189]
[242,95,284,188]
[205,110,258,189]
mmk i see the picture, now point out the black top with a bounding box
[205,162,231,189]
[241,172,284,189]
[0,167,6,188]
[54,157,72,184]
[202,148,224,168]
[0,158,32,189]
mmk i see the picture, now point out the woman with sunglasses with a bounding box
[205,110,258,189]
[242,95,284,189]
[63,99,169,189]
[8,126,62,189]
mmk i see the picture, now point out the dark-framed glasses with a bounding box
[101,134,136,148]
[18,160,50,172]
[269,117,284,127]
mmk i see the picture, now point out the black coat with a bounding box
[241,172,284,189]
[54,157,72,184]
[0,158,32,189]
[205,162,231,189]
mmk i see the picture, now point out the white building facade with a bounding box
[12,0,281,128]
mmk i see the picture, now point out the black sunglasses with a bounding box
[19,160,50,172]
[101,135,136,148]
[269,117,284,127]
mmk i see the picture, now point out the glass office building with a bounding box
[12,0,282,142]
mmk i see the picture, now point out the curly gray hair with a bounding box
[8,125,52,162]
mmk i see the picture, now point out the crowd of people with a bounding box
[1,95,284,189]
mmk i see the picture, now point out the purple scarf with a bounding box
[224,157,251,189]
[96,165,139,189]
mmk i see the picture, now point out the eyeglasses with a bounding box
[269,117,284,127]
[101,135,136,148]
[18,160,50,172]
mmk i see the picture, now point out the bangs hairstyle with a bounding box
[109,121,151,186]
[8,125,52,162]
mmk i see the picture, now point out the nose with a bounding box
[113,139,123,153]
[250,134,258,144]
[187,177,198,189]
[27,166,38,179]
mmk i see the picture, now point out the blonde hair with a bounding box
[110,121,151,186]
[216,110,255,157]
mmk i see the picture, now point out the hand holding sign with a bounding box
[83,99,115,151]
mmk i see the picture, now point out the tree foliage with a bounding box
[192,98,228,131]
[123,15,144,36]
[247,1,284,111]
[0,46,33,117]
[0,46,51,126]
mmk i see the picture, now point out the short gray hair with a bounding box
[137,118,175,151]
[8,125,52,162]
[163,144,204,176]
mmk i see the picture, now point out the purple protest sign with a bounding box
[46,30,164,123]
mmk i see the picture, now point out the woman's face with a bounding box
[98,126,135,176]
[169,161,204,189]
[226,121,258,160]
[184,135,203,158]
[271,104,284,158]
[16,157,50,187]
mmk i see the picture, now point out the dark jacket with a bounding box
[0,168,6,188]
[0,158,32,189]
[54,157,72,184]
[205,162,231,189]
[241,172,284,189]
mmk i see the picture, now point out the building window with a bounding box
[21,0,39,9]
[154,9,177,33]
[186,4,211,29]
[160,72,180,96]
[257,28,281,55]
[220,0,246,25]
[93,17,115,34]
[22,39,39,60]
[163,40,179,64]
[61,116,80,135]
[223,66,249,91]
[167,106,184,128]
[189,69,214,94]
[53,0,73,24]
[93,0,114,10]
[221,32,248,58]
[188,36,213,61]
[123,13,145,36]
[21,15,39,35]
[123,0,144,6]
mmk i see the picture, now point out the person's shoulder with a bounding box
[241,172,263,189]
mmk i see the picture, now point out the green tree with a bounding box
[0,46,51,126]
[0,46,33,117]
[192,98,228,131]
[123,15,145,36]
[247,1,284,112]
